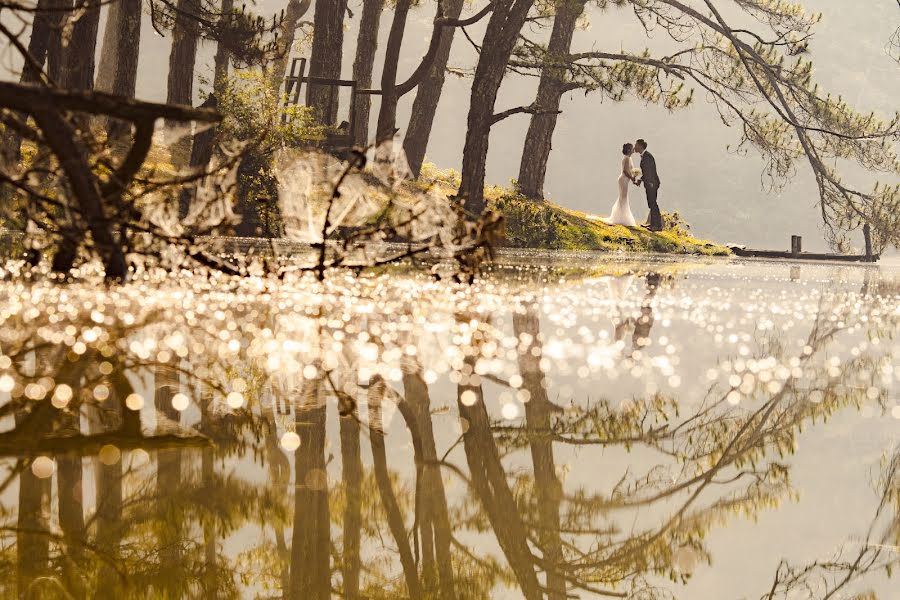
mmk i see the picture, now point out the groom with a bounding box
[634,139,662,231]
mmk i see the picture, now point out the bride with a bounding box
[602,143,638,227]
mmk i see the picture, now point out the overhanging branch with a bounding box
[0,81,221,123]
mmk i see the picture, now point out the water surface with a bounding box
[0,253,898,599]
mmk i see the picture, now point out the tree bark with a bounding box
[517,0,587,200]
[62,0,103,91]
[30,105,128,279]
[46,0,73,83]
[1,0,63,170]
[107,0,142,142]
[403,0,465,177]
[166,0,202,165]
[270,0,312,93]
[374,0,413,145]
[307,0,349,125]
[350,0,384,145]
[459,0,535,215]
[212,0,235,94]
[94,0,122,92]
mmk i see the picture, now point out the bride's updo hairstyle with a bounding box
[622,143,634,155]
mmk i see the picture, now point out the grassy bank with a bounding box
[418,165,731,256]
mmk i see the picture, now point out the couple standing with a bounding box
[604,139,663,231]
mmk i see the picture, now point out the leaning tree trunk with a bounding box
[403,0,465,177]
[95,0,123,91]
[517,0,587,200]
[270,0,312,93]
[62,0,102,91]
[459,0,535,215]
[307,0,349,125]
[374,0,413,144]
[166,0,202,165]
[350,0,384,145]
[107,0,142,142]
[1,0,62,172]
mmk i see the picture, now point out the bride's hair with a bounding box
[622,143,634,155]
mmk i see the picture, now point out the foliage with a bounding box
[509,0,900,252]
[213,69,325,235]
[148,0,285,68]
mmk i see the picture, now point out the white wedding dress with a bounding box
[603,156,638,227]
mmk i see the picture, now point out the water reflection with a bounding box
[0,258,898,599]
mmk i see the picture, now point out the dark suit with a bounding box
[639,151,662,229]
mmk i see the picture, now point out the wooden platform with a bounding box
[727,245,878,263]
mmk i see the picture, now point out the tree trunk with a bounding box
[107,0,141,142]
[94,0,122,92]
[459,0,535,215]
[350,0,384,145]
[212,0,235,94]
[517,0,586,200]
[270,0,312,93]
[514,308,566,600]
[307,0,349,125]
[46,0,73,83]
[403,0,465,177]
[374,0,413,145]
[1,0,63,170]
[339,413,363,600]
[288,380,330,600]
[62,0,103,91]
[166,0,201,165]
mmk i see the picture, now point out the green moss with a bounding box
[492,191,730,256]
[416,163,730,256]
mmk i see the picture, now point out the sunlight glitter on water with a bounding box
[0,254,898,598]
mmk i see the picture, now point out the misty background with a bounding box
[2,0,898,251]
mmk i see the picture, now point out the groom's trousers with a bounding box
[645,183,662,229]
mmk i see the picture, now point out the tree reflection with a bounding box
[0,265,896,598]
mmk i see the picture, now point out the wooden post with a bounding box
[790,235,802,258]
[863,224,873,263]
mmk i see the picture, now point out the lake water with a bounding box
[0,252,898,599]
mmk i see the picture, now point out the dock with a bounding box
[727,228,879,263]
